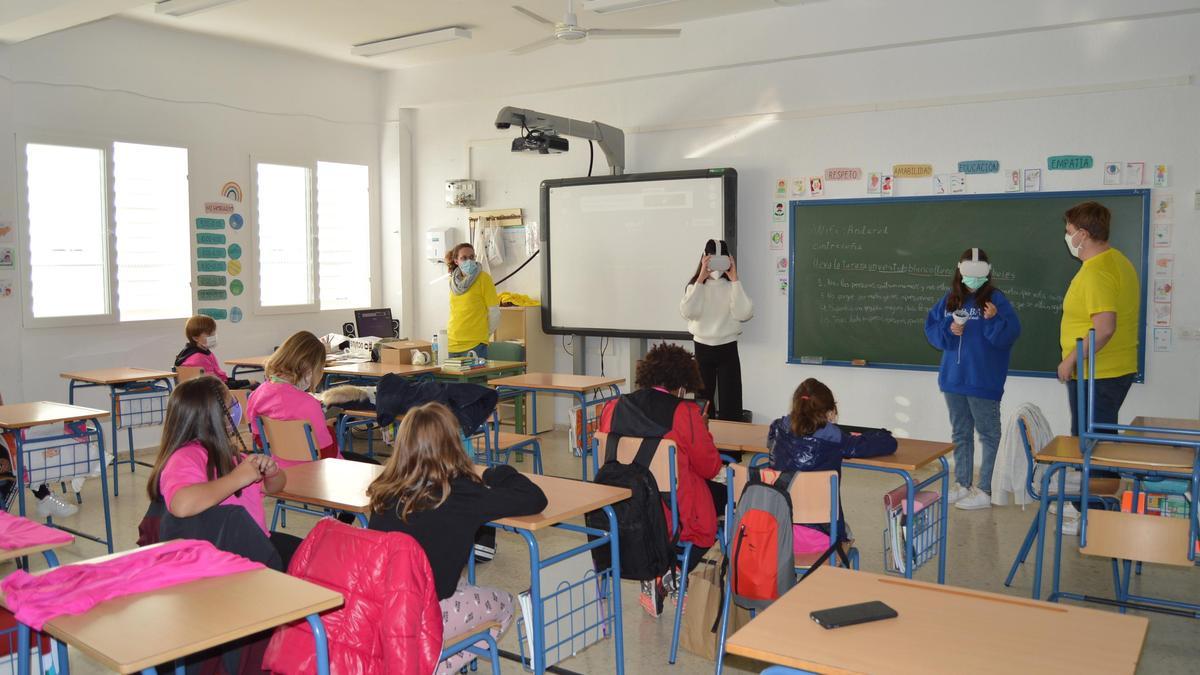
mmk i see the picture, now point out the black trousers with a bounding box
[694,340,743,421]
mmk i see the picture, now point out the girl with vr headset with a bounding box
[924,248,1021,511]
[680,239,754,421]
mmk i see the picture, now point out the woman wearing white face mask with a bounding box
[680,239,754,421]
[924,248,1021,511]
[1058,202,1139,436]
[444,243,500,360]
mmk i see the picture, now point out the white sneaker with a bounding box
[947,484,971,504]
[37,493,79,519]
[955,487,992,510]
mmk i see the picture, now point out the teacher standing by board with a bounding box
[445,242,500,359]
[680,239,754,421]
[1057,202,1140,435]
[924,248,1021,511]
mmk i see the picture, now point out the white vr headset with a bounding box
[957,248,991,277]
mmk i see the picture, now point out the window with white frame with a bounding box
[113,142,192,322]
[25,143,109,319]
[316,161,370,310]
[256,163,314,309]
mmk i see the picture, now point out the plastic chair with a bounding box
[256,416,321,530]
[174,366,206,383]
[1003,415,1120,587]
[715,460,858,675]
[439,621,501,674]
[594,430,697,665]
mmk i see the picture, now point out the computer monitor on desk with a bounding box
[354,308,396,338]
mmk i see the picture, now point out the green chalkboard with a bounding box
[788,190,1149,378]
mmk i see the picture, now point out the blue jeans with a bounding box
[944,393,1001,493]
[1066,373,1135,436]
[448,343,488,359]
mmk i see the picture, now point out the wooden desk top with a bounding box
[725,566,1147,675]
[225,355,272,367]
[436,360,526,377]
[268,459,630,532]
[488,372,625,392]
[709,420,955,473]
[4,564,342,674]
[324,362,443,378]
[59,367,176,385]
[1036,435,1196,474]
[1130,416,1200,442]
[0,529,74,564]
[0,401,111,429]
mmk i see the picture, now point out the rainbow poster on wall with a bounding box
[221,181,243,202]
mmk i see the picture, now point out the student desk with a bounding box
[321,361,443,388]
[0,402,113,552]
[489,373,625,480]
[1,521,72,675]
[433,360,529,432]
[60,368,177,496]
[723,566,1147,675]
[225,355,272,379]
[0,545,344,675]
[709,420,954,583]
[1030,434,1199,605]
[266,459,630,675]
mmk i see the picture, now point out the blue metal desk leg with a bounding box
[516,529,546,674]
[110,387,121,497]
[603,504,625,675]
[305,614,331,675]
[16,623,29,675]
[935,456,949,585]
[94,418,115,553]
[1031,462,1065,600]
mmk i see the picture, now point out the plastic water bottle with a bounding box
[431,332,440,365]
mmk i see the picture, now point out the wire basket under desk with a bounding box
[882,488,942,576]
[113,384,171,430]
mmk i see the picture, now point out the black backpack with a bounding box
[586,399,676,581]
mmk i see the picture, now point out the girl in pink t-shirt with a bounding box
[245,331,339,466]
[147,376,298,562]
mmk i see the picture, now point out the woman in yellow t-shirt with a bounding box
[444,243,499,359]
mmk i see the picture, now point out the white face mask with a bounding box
[205,335,218,349]
[708,270,723,280]
[1064,231,1083,259]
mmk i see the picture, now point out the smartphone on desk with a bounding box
[810,601,897,629]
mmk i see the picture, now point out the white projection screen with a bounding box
[540,169,737,338]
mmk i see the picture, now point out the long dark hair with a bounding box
[687,239,730,286]
[147,376,248,502]
[946,247,996,312]
[789,378,837,437]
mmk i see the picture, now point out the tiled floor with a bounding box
[4,427,1196,674]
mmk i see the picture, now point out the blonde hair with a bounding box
[443,243,474,272]
[366,402,481,520]
[266,331,326,392]
[185,315,217,346]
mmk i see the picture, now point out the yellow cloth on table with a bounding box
[498,292,540,307]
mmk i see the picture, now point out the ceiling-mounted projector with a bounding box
[512,130,569,155]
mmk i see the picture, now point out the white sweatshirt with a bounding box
[679,278,754,346]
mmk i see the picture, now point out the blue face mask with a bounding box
[459,259,480,276]
[962,275,987,291]
[227,400,242,430]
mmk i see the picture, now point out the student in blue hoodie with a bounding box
[924,248,1021,511]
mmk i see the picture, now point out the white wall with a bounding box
[387,2,1200,434]
[0,18,383,431]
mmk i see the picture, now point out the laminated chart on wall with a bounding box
[193,181,247,322]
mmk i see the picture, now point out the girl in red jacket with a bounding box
[597,343,724,618]
[367,402,547,674]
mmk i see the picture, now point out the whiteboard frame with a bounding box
[786,189,1151,382]
[539,168,738,339]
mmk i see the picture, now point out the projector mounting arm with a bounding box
[495,106,625,175]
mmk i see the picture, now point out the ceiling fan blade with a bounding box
[586,27,682,37]
[510,35,560,55]
[511,5,556,25]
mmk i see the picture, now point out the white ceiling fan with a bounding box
[510,0,681,55]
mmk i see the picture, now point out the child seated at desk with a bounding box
[769,378,895,543]
[367,402,547,675]
[246,330,374,465]
[146,376,301,565]
[174,314,254,390]
[597,343,724,618]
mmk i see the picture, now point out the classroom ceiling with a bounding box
[113,0,807,69]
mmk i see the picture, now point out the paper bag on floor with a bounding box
[679,555,751,661]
